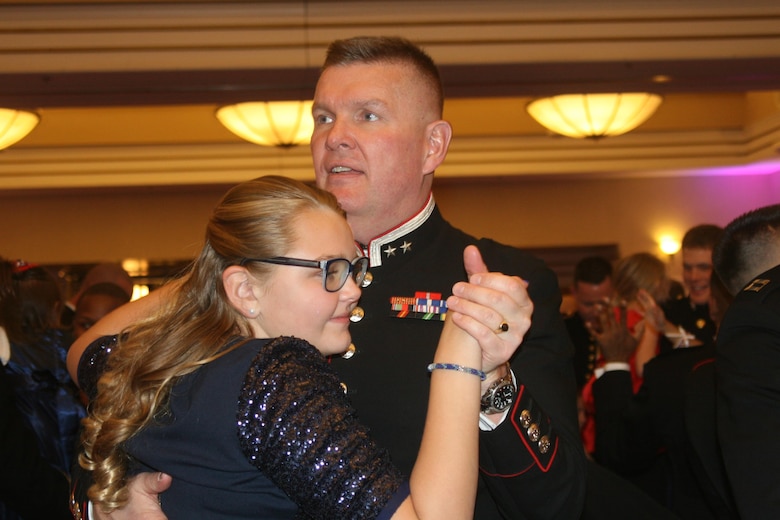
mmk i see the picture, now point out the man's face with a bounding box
[682,247,714,305]
[572,278,613,327]
[310,61,438,242]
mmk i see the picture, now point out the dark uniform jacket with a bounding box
[717,263,780,518]
[330,202,586,519]
[592,344,737,519]
[564,313,599,390]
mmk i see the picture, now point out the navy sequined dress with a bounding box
[78,335,407,520]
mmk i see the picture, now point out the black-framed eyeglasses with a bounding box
[240,256,369,293]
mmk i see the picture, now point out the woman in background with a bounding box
[611,252,674,381]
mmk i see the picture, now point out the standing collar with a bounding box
[358,194,435,267]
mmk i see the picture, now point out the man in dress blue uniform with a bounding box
[713,203,780,518]
[312,36,585,519]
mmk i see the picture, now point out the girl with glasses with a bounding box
[68,175,530,519]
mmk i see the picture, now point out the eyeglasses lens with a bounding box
[353,257,368,286]
[325,260,347,292]
[324,257,369,292]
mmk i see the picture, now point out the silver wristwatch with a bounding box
[480,363,516,414]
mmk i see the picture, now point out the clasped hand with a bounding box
[444,245,533,376]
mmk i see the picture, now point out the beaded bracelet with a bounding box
[427,362,486,380]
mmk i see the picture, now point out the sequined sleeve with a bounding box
[76,334,119,402]
[237,336,407,519]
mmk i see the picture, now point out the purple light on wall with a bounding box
[694,159,780,177]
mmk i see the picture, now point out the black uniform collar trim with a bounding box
[360,195,435,267]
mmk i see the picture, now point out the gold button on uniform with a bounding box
[349,307,365,323]
[342,343,356,359]
[527,423,540,442]
[538,435,551,454]
[361,271,373,287]
[519,409,532,429]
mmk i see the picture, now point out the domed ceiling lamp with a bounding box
[526,93,662,139]
[216,1,313,148]
[0,108,40,150]
[216,100,314,148]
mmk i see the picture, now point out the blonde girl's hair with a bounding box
[613,252,668,303]
[79,176,343,512]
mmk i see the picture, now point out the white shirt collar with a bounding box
[360,194,435,267]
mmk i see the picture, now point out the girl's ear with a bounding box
[222,265,260,318]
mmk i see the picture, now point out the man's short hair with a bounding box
[713,204,780,295]
[323,36,444,115]
[682,224,724,250]
[573,256,613,285]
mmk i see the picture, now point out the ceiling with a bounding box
[1,0,780,190]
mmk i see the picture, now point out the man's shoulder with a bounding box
[718,265,780,348]
[471,236,548,273]
[442,219,544,267]
[441,218,559,295]
[734,264,780,306]
[662,295,692,315]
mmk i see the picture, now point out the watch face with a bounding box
[492,383,515,411]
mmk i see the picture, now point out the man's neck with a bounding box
[350,193,434,246]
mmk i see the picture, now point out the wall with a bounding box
[1,172,777,282]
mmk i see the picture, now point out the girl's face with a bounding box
[253,208,362,356]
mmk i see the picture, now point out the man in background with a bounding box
[663,225,723,347]
[564,256,614,390]
[61,263,133,328]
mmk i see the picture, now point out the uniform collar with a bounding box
[358,194,435,267]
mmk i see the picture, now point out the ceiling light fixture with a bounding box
[216,1,313,148]
[0,108,40,150]
[526,93,662,139]
[216,101,314,148]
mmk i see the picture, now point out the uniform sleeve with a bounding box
[237,336,407,520]
[477,244,586,519]
[717,293,780,518]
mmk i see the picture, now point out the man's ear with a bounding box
[422,119,452,175]
[222,265,260,318]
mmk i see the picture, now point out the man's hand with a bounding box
[93,472,171,520]
[446,245,533,375]
[589,301,637,363]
